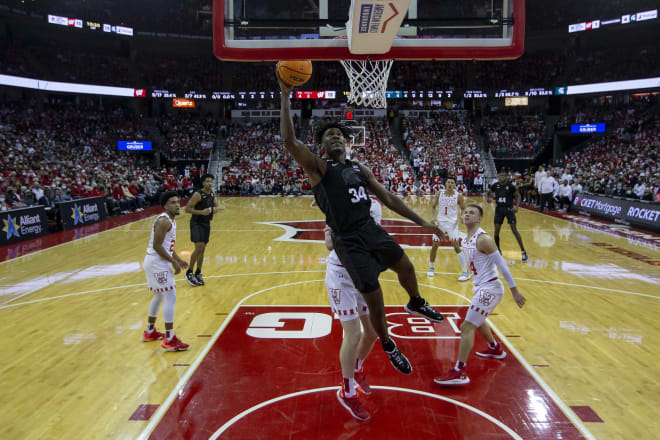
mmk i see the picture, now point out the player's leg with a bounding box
[475,322,506,359]
[427,239,439,276]
[161,287,189,351]
[493,222,503,253]
[389,254,444,323]
[354,308,378,395]
[143,290,165,341]
[508,214,528,261]
[359,287,411,375]
[433,319,475,385]
[194,226,209,284]
[446,222,469,281]
[187,223,202,286]
[336,314,371,421]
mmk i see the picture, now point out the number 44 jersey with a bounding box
[313,159,373,234]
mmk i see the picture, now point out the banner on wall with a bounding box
[58,197,107,230]
[570,193,660,232]
[1,206,49,246]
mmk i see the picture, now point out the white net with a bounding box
[339,59,394,109]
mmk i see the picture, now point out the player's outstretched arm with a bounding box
[478,235,526,308]
[360,164,446,239]
[278,75,325,184]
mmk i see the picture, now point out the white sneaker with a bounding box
[427,267,435,277]
[458,272,471,282]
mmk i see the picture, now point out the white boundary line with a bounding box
[2,269,656,311]
[137,279,595,440]
[208,385,523,440]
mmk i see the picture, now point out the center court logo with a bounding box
[259,219,463,248]
[3,215,20,239]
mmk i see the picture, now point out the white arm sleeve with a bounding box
[487,251,517,289]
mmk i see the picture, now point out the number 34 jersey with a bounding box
[313,159,372,234]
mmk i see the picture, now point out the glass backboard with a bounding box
[213,0,524,62]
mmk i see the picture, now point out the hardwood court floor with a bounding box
[0,196,658,439]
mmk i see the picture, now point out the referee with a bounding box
[489,172,528,262]
[185,173,220,286]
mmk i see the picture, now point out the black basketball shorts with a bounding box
[494,206,516,225]
[190,222,211,243]
[332,220,404,293]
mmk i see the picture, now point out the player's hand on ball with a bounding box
[205,207,212,215]
[276,72,294,94]
[511,287,525,308]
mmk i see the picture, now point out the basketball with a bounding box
[276,60,312,86]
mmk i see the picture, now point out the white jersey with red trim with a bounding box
[146,213,176,259]
[436,190,459,224]
[462,227,498,287]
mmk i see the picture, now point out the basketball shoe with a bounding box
[522,251,528,262]
[142,329,165,342]
[433,368,470,385]
[194,273,205,285]
[476,344,507,359]
[404,297,444,323]
[336,389,370,421]
[353,368,372,395]
[458,272,471,281]
[385,340,412,374]
[162,335,189,351]
[185,270,200,287]
[427,266,435,277]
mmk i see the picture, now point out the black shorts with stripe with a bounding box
[332,220,404,293]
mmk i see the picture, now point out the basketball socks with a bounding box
[355,359,364,372]
[457,252,467,273]
[166,329,174,341]
[195,269,201,275]
[428,261,434,269]
[489,341,499,349]
[343,378,357,398]
[186,268,193,275]
[455,361,466,371]
[146,322,155,333]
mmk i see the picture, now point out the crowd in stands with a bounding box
[402,112,484,193]
[157,112,217,160]
[482,110,547,158]
[0,102,206,217]
[557,114,659,203]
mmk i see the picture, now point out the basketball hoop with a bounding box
[340,58,394,109]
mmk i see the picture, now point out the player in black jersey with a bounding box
[488,173,528,262]
[185,174,221,286]
[279,75,445,375]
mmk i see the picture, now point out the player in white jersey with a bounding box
[427,177,470,281]
[326,197,381,421]
[434,204,526,386]
[142,191,190,351]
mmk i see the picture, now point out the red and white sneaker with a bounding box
[433,368,470,385]
[161,335,189,351]
[142,329,165,342]
[336,389,370,421]
[476,344,507,359]
[354,368,372,396]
